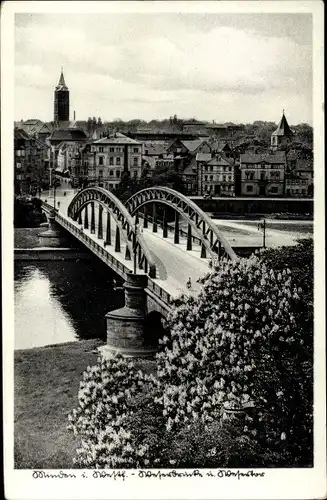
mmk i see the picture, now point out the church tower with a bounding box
[271,110,293,151]
[54,69,69,123]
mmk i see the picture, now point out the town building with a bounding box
[198,154,235,196]
[166,138,211,158]
[240,151,286,197]
[166,138,211,195]
[87,132,143,190]
[271,111,293,151]
[14,119,54,143]
[55,141,89,188]
[285,158,313,197]
[182,120,209,136]
[14,128,50,195]
[54,69,70,124]
[142,142,174,177]
[48,127,88,187]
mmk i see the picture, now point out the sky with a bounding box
[15,12,313,125]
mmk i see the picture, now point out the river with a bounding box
[14,259,125,350]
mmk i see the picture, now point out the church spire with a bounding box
[58,68,66,87]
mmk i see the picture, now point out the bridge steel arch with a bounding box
[67,187,157,278]
[125,186,238,261]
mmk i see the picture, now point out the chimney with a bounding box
[74,110,76,121]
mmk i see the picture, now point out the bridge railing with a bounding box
[146,279,172,307]
[44,205,174,311]
[55,212,132,279]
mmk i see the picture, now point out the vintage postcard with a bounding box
[1,1,325,499]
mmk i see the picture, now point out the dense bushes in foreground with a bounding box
[68,239,313,468]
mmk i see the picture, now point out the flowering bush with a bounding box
[68,240,313,467]
[157,248,313,465]
[67,354,158,468]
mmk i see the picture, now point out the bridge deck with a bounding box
[41,189,212,308]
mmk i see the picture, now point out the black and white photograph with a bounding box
[2,1,325,499]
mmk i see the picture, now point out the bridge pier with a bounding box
[38,212,67,247]
[102,272,157,358]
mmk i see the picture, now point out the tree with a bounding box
[157,241,313,465]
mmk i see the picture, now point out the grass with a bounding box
[14,339,156,469]
[14,228,47,248]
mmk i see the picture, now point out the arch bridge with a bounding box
[125,186,238,261]
[40,186,238,319]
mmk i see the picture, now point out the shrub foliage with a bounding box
[68,239,313,468]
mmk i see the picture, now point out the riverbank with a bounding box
[14,339,156,469]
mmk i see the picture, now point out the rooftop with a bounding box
[295,159,313,172]
[94,132,142,145]
[196,152,212,162]
[49,129,88,142]
[181,139,207,152]
[240,152,286,164]
[272,111,293,137]
[207,154,233,166]
[143,142,167,156]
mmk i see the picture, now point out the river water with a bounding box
[14,259,125,350]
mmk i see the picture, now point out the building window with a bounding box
[16,163,21,169]
[204,175,208,181]
[246,185,253,193]
[270,186,278,193]
[99,146,104,153]
[99,156,104,165]
[133,147,139,153]
[109,170,114,176]
[210,175,213,181]
[133,157,138,166]
[110,147,114,152]
[228,175,232,181]
[109,157,114,165]
[99,170,103,178]
[116,170,120,177]
[116,157,121,166]
[260,172,265,180]
[133,170,138,178]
